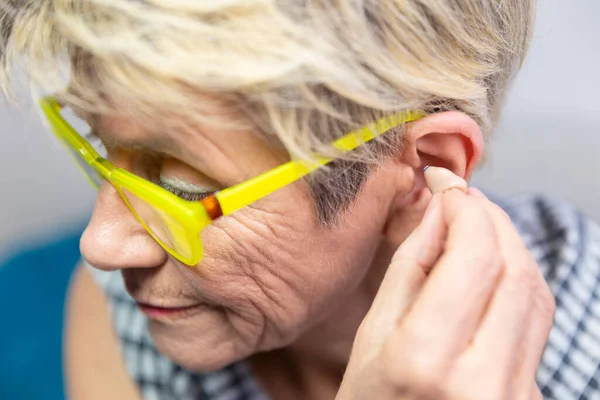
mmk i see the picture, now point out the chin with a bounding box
[148,319,248,372]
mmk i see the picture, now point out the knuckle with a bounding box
[489,203,514,224]
[536,281,557,316]
[380,329,446,397]
[504,258,556,318]
[479,199,515,227]
[465,243,503,283]
[404,358,446,398]
[390,250,418,271]
[396,322,427,354]
[451,357,509,400]
[379,340,410,388]
[505,261,539,291]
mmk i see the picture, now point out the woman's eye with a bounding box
[158,176,217,202]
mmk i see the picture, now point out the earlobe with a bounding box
[409,111,483,180]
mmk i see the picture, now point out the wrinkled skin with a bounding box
[80,105,423,372]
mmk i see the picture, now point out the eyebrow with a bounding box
[68,103,181,156]
[70,105,215,176]
[89,128,180,156]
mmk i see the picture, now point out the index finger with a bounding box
[397,190,503,361]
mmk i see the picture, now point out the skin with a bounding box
[69,103,554,399]
[65,267,141,400]
[339,187,555,399]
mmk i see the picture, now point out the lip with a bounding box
[136,302,202,319]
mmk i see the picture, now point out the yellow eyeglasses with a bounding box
[41,96,423,266]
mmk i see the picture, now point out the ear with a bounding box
[381,111,483,242]
[399,111,483,201]
[409,111,483,180]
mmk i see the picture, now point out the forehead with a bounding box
[72,99,290,184]
[94,108,183,152]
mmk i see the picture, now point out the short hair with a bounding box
[0,0,535,224]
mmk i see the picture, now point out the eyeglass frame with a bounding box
[40,96,424,266]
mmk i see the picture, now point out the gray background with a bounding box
[0,0,598,258]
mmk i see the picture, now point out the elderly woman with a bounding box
[2,0,600,398]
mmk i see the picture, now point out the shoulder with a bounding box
[494,194,600,399]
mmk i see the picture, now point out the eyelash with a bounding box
[85,130,213,202]
[157,180,214,202]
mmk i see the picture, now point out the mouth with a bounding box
[136,302,203,320]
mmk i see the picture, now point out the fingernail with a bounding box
[424,166,468,194]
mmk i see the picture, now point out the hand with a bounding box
[338,168,556,400]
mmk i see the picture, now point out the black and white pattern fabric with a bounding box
[87,194,600,400]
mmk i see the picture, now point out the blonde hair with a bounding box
[0,0,534,220]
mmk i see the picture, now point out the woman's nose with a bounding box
[80,181,168,271]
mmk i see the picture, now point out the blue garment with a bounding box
[88,194,600,400]
[0,231,82,400]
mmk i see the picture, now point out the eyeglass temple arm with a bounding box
[40,95,422,218]
[215,111,424,216]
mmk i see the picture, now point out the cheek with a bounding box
[183,200,382,348]
[198,206,319,316]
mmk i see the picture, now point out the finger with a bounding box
[516,284,555,385]
[469,201,553,379]
[398,189,503,360]
[364,195,445,341]
[511,300,555,400]
[530,385,544,400]
[467,187,487,199]
[481,203,556,385]
[424,166,468,194]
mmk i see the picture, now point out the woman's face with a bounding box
[80,106,408,371]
